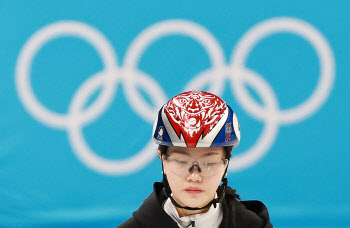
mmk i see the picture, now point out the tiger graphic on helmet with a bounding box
[164,91,226,147]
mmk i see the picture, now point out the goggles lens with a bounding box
[164,154,228,177]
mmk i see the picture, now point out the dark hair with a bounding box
[158,145,233,160]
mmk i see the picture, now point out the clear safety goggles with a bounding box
[163,153,228,177]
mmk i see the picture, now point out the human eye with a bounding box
[206,161,219,167]
[169,154,189,166]
[202,158,221,167]
[173,158,187,164]
[174,159,188,165]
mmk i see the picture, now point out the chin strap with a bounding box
[161,162,229,211]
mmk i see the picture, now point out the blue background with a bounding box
[1,1,349,227]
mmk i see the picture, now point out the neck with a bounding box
[176,205,210,218]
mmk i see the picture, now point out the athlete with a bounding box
[118,91,272,228]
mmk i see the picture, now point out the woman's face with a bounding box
[160,146,228,213]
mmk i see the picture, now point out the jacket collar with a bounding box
[132,182,178,228]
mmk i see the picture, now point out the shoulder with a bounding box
[222,187,273,228]
[240,200,270,218]
[230,200,273,228]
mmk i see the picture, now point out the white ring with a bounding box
[67,68,160,174]
[231,17,335,124]
[16,21,118,128]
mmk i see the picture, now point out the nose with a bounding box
[187,165,202,182]
[189,161,202,173]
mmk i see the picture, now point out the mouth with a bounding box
[185,187,203,194]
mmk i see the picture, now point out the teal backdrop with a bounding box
[0,1,349,227]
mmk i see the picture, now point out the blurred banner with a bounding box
[1,1,349,227]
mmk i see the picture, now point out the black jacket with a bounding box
[117,182,273,228]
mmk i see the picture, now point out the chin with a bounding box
[181,196,209,208]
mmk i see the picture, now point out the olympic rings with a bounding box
[15,17,335,175]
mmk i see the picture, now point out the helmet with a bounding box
[152,91,241,148]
